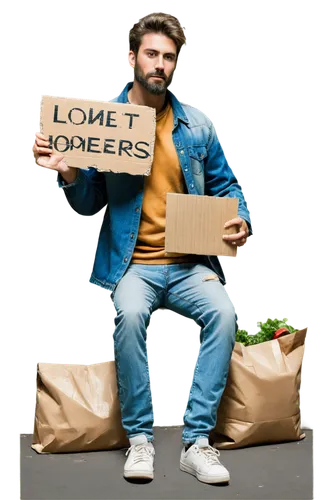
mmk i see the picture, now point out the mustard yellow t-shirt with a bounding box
[131,101,198,264]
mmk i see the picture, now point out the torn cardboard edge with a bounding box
[59,156,154,175]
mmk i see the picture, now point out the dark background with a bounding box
[20,9,319,430]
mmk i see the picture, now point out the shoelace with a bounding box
[125,443,154,464]
[193,445,221,465]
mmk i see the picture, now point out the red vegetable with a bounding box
[273,328,290,339]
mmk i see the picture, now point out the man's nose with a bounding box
[155,56,165,71]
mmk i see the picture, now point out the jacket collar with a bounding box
[115,82,189,127]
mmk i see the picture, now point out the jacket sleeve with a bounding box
[58,167,108,216]
[204,121,253,235]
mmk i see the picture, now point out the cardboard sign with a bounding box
[40,96,156,175]
[165,194,239,257]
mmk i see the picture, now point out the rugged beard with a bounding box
[134,63,174,95]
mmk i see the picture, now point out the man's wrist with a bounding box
[60,169,78,185]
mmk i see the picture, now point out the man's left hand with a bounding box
[223,217,249,247]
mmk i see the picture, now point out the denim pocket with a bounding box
[188,145,208,175]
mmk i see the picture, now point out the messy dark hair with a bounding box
[129,12,186,57]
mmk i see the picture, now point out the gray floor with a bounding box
[21,426,312,500]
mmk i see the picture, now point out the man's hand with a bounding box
[30,132,78,183]
[223,217,249,247]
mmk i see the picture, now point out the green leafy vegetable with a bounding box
[235,318,297,346]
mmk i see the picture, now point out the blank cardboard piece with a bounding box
[165,193,239,257]
[40,95,156,175]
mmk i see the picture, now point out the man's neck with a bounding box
[128,80,167,114]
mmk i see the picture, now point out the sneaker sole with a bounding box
[124,469,154,480]
[180,461,230,484]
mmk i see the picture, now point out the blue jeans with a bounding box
[111,262,237,444]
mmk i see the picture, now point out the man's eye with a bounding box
[147,52,155,57]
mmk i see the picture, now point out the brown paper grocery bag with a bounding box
[31,361,129,453]
[210,328,307,449]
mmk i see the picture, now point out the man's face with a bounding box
[129,33,178,95]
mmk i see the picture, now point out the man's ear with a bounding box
[128,50,136,69]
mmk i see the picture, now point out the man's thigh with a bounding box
[112,264,164,313]
[165,263,235,323]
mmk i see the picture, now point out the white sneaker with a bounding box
[180,437,230,484]
[124,434,155,480]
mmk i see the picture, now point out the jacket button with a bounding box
[180,150,184,155]
[135,207,139,213]
[124,257,128,263]
[130,233,134,239]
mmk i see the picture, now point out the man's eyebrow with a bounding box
[144,48,176,57]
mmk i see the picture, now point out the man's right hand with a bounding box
[33,133,78,185]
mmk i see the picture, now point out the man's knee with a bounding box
[115,303,150,325]
[209,302,237,340]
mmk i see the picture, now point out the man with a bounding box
[33,12,252,484]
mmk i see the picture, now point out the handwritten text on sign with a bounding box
[40,96,156,174]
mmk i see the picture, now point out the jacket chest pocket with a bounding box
[187,145,208,175]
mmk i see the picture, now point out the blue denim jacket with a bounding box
[59,82,252,292]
